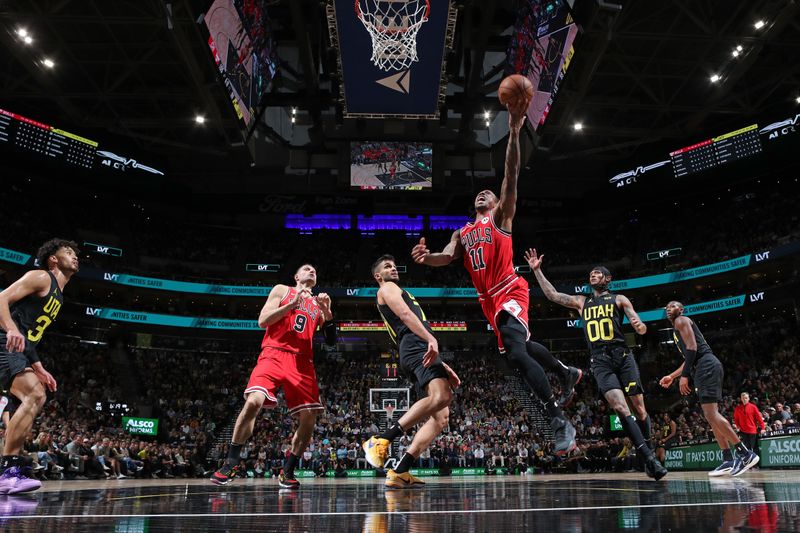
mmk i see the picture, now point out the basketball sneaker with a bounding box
[209,463,237,486]
[362,436,390,468]
[644,457,668,481]
[550,417,577,456]
[558,367,583,407]
[731,451,759,477]
[708,460,735,477]
[0,467,41,495]
[278,469,300,489]
[385,469,425,490]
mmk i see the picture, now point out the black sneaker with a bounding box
[550,417,577,456]
[558,367,583,407]
[645,457,668,481]
[210,464,237,486]
[278,469,300,489]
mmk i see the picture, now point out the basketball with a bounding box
[498,74,534,106]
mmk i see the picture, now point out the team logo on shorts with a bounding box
[502,299,522,317]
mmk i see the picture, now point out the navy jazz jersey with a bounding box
[376,287,432,347]
[581,292,626,351]
[672,318,714,362]
[0,272,63,355]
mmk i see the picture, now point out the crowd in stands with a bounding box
[3,317,797,482]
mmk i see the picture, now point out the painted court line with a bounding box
[5,498,799,520]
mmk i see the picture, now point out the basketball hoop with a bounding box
[385,405,396,421]
[355,0,431,71]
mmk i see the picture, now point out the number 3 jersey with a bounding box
[0,271,63,358]
[581,292,626,351]
[459,213,518,298]
[261,287,323,355]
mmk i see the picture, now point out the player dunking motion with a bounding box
[362,255,460,489]
[0,239,78,494]
[659,301,759,477]
[525,252,667,479]
[411,102,579,455]
[211,264,336,488]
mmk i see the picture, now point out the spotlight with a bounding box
[16,28,28,38]
[754,20,765,29]
[23,35,33,45]
[194,115,206,124]
[483,110,490,120]
[710,74,720,83]
[736,45,743,52]
[732,49,740,57]
[485,120,490,127]
[796,96,800,104]
[42,58,54,68]
[573,122,583,131]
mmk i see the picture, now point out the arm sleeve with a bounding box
[680,350,697,377]
[322,319,337,346]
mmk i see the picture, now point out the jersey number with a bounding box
[469,248,486,271]
[293,315,307,333]
[27,315,52,342]
[586,318,614,342]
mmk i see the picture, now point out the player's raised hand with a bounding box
[524,248,544,271]
[291,288,311,307]
[411,237,430,264]
[659,375,674,389]
[422,337,439,368]
[315,293,332,318]
[507,100,527,132]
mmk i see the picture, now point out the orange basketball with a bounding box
[498,74,534,106]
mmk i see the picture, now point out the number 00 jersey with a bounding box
[376,287,432,347]
[581,292,626,351]
[459,212,518,299]
[261,287,322,355]
[0,271,63,354]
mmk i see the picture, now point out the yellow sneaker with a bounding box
[385,469,425,490]
[362,436,390,468]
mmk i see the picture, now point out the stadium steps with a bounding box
[506,375,554,440]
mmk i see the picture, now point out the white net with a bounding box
[356,0,430,71]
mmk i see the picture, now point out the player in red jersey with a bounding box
[411,101,578,455]
[210,264,336,488]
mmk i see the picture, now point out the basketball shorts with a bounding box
[692,354,723,404]
[479,277,530,353]
[0,348,32,390]
[398,334,449,399]
[590,345,643,396]
[244,347,323,415]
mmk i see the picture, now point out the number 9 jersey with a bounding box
[261,287,322,355]
[581,292,626,351]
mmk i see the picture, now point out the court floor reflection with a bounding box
[1,471,799,532]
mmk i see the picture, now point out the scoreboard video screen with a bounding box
[0,108,97,169]
[350,142,433,191]
[670,124,762,178]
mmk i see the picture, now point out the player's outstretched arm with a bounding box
[0,270,51,353]
[618,295,647,334]
[258,284,306,328]
[524,248,584,311]
[494,100,527,231]
[411,231,463,267]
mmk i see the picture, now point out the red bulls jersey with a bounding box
[261,287,322,355]
[460,212,518,298]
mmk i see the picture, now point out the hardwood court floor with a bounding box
[2,470,800,532]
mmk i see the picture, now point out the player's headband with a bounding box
[591,266,611,277]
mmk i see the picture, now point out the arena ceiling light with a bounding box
[16,27,28,37]
[194,115,206,124]
[796,96,800,104]
[573,122,583,131]
[710,74,721,83]
[754,20,765,29]
[42,58,54,68]
[23,35,33,45]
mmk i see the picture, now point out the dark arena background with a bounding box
[1,0,800,531]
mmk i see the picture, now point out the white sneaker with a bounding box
[116,474,127,479]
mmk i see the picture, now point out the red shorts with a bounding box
[244,347,323,416]
[479,277,530,353]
